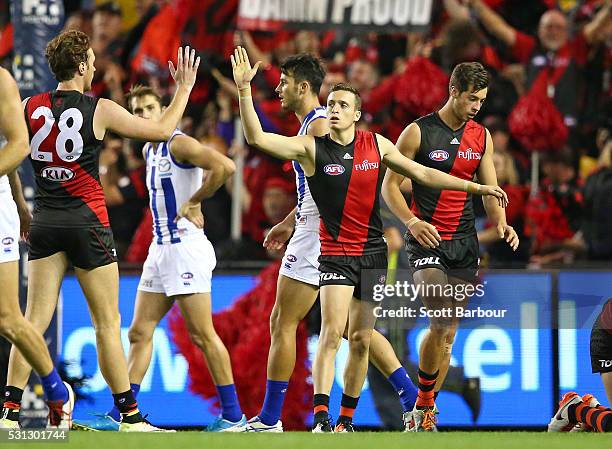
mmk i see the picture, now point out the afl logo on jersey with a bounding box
[429,150,449,162]
[41,166,75,182]
[324,164,345,175]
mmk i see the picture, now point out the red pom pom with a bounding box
[169,261,312,429]
[395,57,448,117]
[508,93,568,152]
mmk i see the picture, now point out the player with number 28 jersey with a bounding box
[24,90,116,268]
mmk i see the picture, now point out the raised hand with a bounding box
[230,46,261,90]
[169,46,201,91]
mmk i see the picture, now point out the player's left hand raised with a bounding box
[231,46,262,90]
[480,185,508,208]
[176,200,205,229]
[497,222,519,251]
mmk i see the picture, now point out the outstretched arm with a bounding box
[382,123,441,249]
[94,46,200,142]
[0,68,30,177]
[378,134,508,206]
[231,46,313,162]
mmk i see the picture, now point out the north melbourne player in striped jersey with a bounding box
[1,30,199,432]
[382,62,519,431]
[232,47,508,432]
[83,85,242,432]
[247,55,419,433]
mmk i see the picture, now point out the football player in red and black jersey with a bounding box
[0,30,199,432]
[382,62,520,431]
[231,47,507,432]
[0,68,75,429]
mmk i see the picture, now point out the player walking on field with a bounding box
[231,47,507,432]
[0,68,74,429]
[382,62,519,431]
[0,30,199,432]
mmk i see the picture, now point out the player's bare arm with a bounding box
[7,170,31,240]
[477,129,519,251]
[0,69,31,177]
[94,46,200,142]
[382,123,441,249]
[468,0,517,46]
[263,115,328,250]
[378,133,509,207]
[171,134,236,229]
[231,46,315,168]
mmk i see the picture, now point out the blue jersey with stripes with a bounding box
[145,130,204,244]
[293,106,326,219]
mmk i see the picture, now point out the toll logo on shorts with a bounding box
[2,237,14,245]
[286,254,297,263]
[414,256,441,267]
[320,273,347,281]
[600,360,612,368]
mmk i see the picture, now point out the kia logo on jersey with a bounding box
[41,166,75,182]
[429,150,449,162]
[324,164,345,175]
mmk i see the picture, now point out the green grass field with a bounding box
[3,431,611,449]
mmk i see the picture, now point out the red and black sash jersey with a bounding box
[307,130,386,256]
[411,113,485,240]
[24,90,108,228]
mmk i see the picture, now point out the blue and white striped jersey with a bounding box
[145,130,204,244]
[293,106,326,219]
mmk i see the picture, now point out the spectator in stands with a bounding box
[526,150,584,266]
[468,0,610,128]
[573,128,612,261]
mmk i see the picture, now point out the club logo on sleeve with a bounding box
[324,164,345,176]
[429,150,449,162]
[41,166,75,182]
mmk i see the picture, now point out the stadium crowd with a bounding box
[0,0,610,267]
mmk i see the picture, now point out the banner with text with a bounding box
[238,0,433,32]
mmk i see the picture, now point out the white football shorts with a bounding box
[0,194,20,263]
[279,214,320,287]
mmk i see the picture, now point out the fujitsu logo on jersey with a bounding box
[324,164,345,175]
[41,166,75,182]
[354,160,379,171]
[457,148,482,161]
[429,150,449,162]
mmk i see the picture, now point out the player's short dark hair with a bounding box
[280,54,326,95]
[125,85,162,112]
[450,62,489,93]
[45,30,90,82]
[329,83,362,111]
